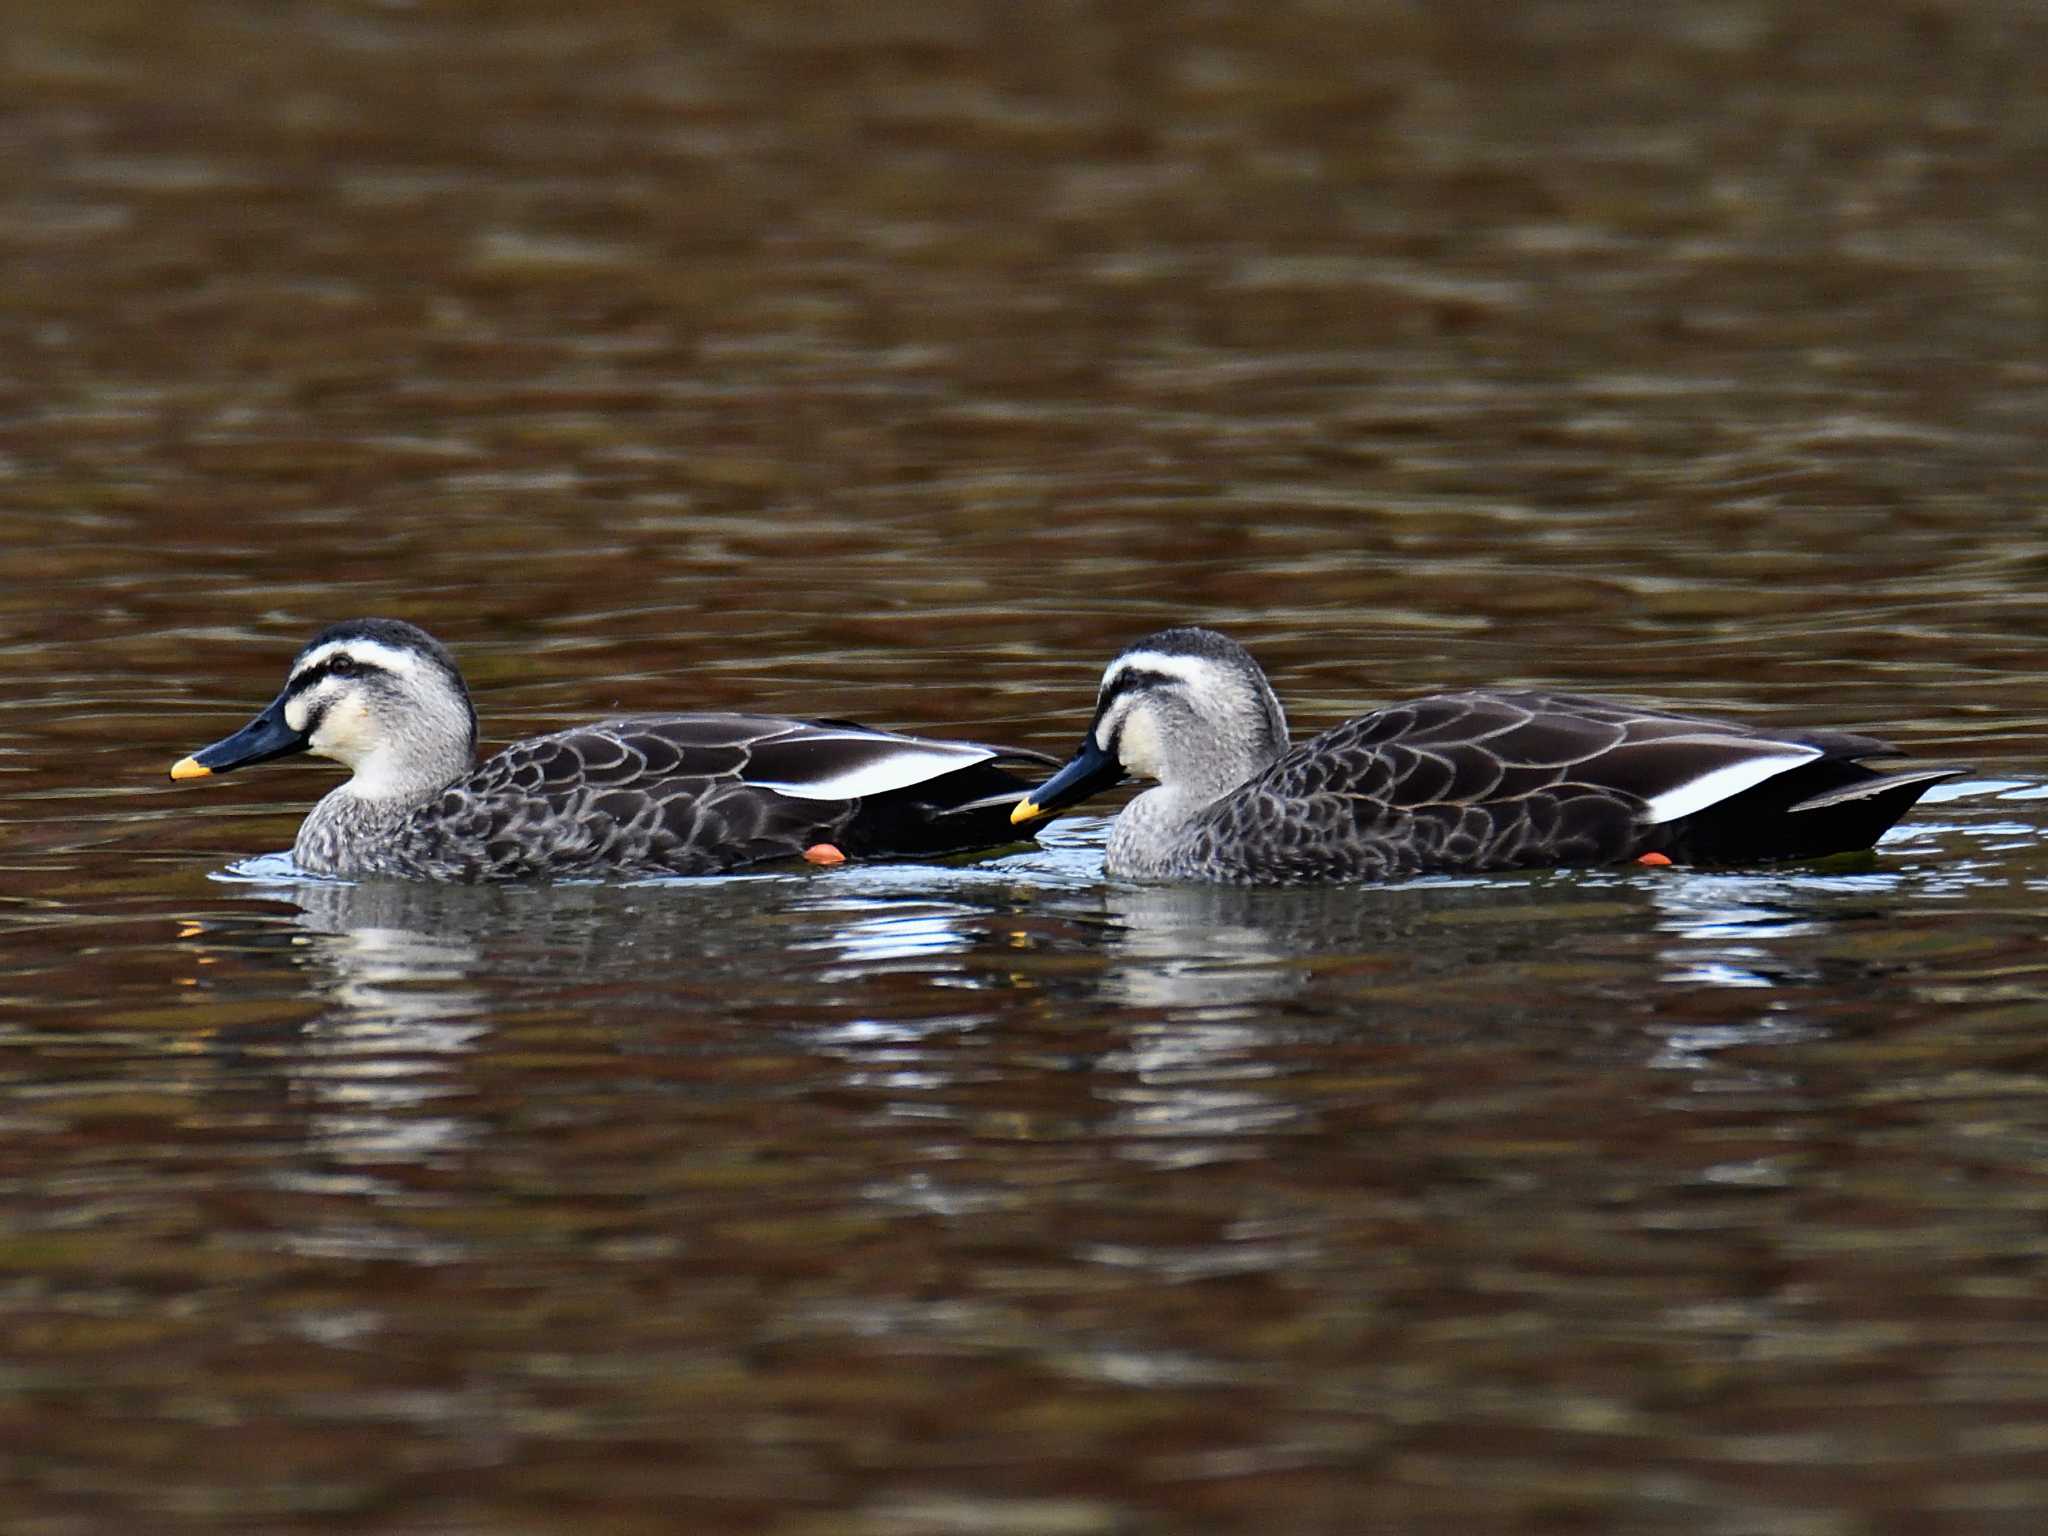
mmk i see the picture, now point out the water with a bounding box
[5,2,2048,1531]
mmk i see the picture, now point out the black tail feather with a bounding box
[837,758,1043,857]
[1656,759,1963,865]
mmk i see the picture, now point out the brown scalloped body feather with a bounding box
[295,714,1050,881]
[1115,691,1958,885]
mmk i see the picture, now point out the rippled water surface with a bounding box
[5,2,2048,1531]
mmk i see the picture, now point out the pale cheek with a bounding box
[1117,713,1163,778]
[311,697,374,758]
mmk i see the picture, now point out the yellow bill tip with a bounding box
[170,756,212,781]
[1010,798,1043,826]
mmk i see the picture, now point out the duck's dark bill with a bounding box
[1011,738,1123,824]
[170,694,309,781]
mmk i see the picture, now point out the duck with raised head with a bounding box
[171,619,1054,881]
[1011,627,1960,885]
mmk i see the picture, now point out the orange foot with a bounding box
[1636,851,1673,867]
[803,843,847,866]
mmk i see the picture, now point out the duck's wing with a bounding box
[404,715,1053,878]
[1196,691,1957,881]
[1451,692,1963,863]
[738,719,1050,806]
[676,716,1059,859]
[740,719,1060,858]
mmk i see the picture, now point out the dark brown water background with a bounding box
[4,2,2048,1531]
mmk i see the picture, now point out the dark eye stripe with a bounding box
[1099,667,1178,709]
[1093,669,1184,753]
[291,655,383,694]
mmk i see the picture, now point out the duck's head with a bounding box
[1013,626,1290,824]
[171,619,478,800]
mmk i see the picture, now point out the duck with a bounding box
[1010,626,1961,885]
[170,618,1055,881]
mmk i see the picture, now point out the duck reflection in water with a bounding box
[187,877,501,1173]
[1087,856,1948,1084]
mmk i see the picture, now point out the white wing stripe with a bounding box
[1642,747,1820,824]
[751,740,996,801]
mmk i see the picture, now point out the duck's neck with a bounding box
[1107,784,1211,877]
[1107,741,1282,879]
[293,745,470,877]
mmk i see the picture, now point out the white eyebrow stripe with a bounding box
[1102,651,1224,692]
[292,638,433,684]
[1641,747,1821,824]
